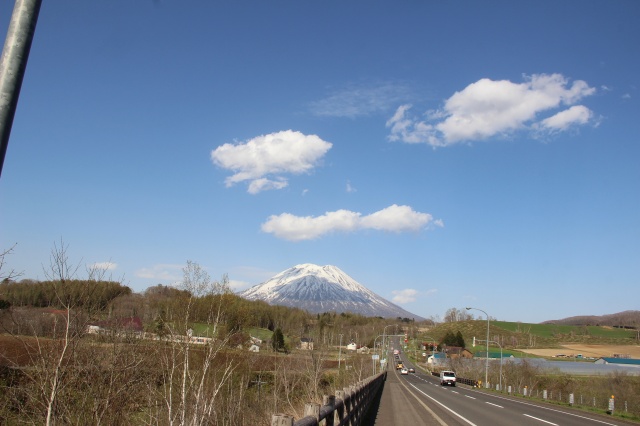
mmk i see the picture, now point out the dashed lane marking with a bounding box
[523,414,558,425]
[485,402,503,408]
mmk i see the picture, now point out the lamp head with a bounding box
[465,307,471,310]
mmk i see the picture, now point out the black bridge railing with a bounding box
[271,371,386,426]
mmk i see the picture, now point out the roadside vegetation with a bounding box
[0,244,393,424]
[1,245,639,423]
[410,309,640,421]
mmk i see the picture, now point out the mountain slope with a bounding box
[239,264,424,320]
[542,310,640,327]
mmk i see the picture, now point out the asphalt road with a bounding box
[365,350,636,426]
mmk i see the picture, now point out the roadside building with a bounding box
[595,357,640,367]
[300,337,314,350]
[427,352,446,365]
[443,346,474,359]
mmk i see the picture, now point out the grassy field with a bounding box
[423,320,639,353]
[246,327,274,342]
[492,321,637,339]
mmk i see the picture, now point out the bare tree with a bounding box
[157,261,237,426]
[41,240,80,426]
[443,307,475,323]
[0,243,22,282]
[0,240,145,425]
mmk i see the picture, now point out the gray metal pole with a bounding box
[338,333,343,369]
[467,306,490,388]
[485,311,490,388]
[0,0,42,178]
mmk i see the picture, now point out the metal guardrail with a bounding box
[271,371,386,426]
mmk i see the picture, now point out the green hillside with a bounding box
[420,320,638,351]
[492,321,636,340]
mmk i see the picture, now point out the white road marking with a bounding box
[485,402,503,408]
[481,393,623,425]
[407,382,478,426]
[523,414,558,425]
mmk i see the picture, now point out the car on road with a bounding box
[400,368,409,375]
[440,370,456,386]
[408,368,415,373]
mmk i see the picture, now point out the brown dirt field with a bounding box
[520,344,640,359]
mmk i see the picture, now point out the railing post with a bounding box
[304,403,320,423]
[348,386,356,425]
[335,390,345,425]
[346,387,353,424]
[353,384,360,423]
[271,414,294,426]
[323,395,335,426]
[270,372,385,426]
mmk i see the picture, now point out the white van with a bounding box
[440,370,456,386]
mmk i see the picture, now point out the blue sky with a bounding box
[1,1,639,323]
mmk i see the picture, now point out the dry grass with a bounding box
[519,344,640,358]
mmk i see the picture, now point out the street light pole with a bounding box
[467,307,490,388]
[474,338,503,391]
[382,324,394,356]
[338,334,343,369]
[373,334,387,374]
[494,340,503,391]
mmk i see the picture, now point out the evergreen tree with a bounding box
[441,331,456,347]
[455,330,466,348]
[272,327,285,352]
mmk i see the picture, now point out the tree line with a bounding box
[0,247,408,425]
[0,279,130,311]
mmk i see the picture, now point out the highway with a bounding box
[366,347,635,426]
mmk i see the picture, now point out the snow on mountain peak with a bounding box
[239,263,423,320]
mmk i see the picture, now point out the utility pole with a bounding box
[467,307,490,388]
[0,0,42,177]
[338,333,343,369]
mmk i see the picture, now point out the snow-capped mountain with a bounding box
[239,264,424,320]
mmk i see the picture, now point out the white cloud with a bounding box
[392,288,418,304]
[262,210,361,241]
[247,178,288,194]
[386,104,438,144]
[309,82,412,118]
[228,279,251,291]
[424,289,438,297]
[537,105,593,132]
[359,205,434,232]
[346,180,356,193]
[88,262,117,271]
[622,93,631,99]
[135,264,183,282]
[261,204,442,241]
[387,73,596,146]
[211,130,332,194]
